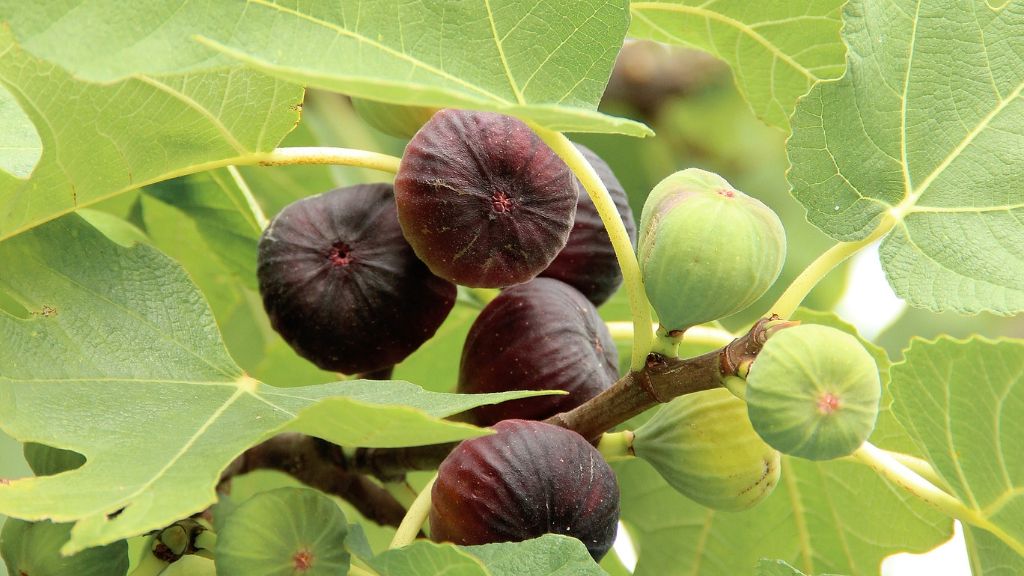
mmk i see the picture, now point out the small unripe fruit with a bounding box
[351,98,436,139]
[746,324,881,460]
[395,109,578,287]
[258,184,456,374]
[638,169,785,332]
[632,388,781,511]
[539,144,636,306]
[430,420,619,560]
[459,278,619,425]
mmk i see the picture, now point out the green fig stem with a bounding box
[531,126,655,372]
[722,375,747,400]
[389,473,436,549]
[193,529,217,553]
[650,326,683,358]
[840,448,947,491]
[226,165,269,231]
[853,442,1024,555]
[768,214,896,319]
[128,536,170,576]
[597,430,635,461]
[467,287,500,306]
[257,147,403,173]
[605,322,735,349]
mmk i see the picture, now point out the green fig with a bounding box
[632,388,781,511]
[351,98,436,139]
[638,169,785,332]
[745,324,881,460]
[1,519,128,576]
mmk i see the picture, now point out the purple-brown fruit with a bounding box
[257,184,455,374]
[540,144,636,306]
[394,109,578,287]
[430,420,619,560]
[459,278,618,425]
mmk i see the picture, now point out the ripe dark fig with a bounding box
[350,98,436,139]
[257,184,456,374]
[539,144,636,306]
[394,109,578,287]
[459,278,618,426]
[430,420,619,560]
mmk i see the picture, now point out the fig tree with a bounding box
[257,183,456,374]
[638,168,785,332]
[632,388,781,511]
[351,98,436,139]
[430,419,619,560]
[745,324,881,460]
[459,278,619,425]
[394,109,578,287]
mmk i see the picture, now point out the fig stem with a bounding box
[531,126,655,372]
[768,213,896,319]
[650,326,682,358]
[127,536,170,576]
[389,473,436,549]
[853,442,1024,555]
[257,147,403,173]
[597,430,635,461]
[840,448,947,490]
[226,165,269,231]
[606,321,735,349]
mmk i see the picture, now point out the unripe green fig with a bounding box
[632,388,781,511]
[746,324,881,460]
[351,98,436,139]
[638,169,785,332]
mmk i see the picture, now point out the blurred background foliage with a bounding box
[1,40,1020,575]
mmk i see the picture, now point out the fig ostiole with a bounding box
[430,419,619,561]
[351,98,437,140]
[632,388,781,511]
[638,168,786,333]
[458,277,619,425]
[745,324,881,460]
[395,109,578,288]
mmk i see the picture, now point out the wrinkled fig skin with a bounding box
[395,109,578,287]
[430,420,619,560]
[540,144,636,306]
[459,278,619,426]
[351,98,436,139]
[633,388,781,511]
[258,184,456,374]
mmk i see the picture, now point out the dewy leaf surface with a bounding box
[0,83,42,179]
[890,337,1024,557]
[0,215,555,554]
[0,26,302,242]
[629,0,846,131]
[788,0,1024,314]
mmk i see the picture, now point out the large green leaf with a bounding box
[629,0,846,131]
[965,525,1024,576]
[0,26,302,242]
[0,215,555,554]
[891,337,1024,558]
[0,84,41,180]
[368,536,606,576]
[1,0,649,136]
[617,310,950,575]
[787,0,1024,314]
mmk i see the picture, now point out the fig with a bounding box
[257,183,456,374]
[351,98,436,139]
[459,278,619,425]
[638,168,785,332]
[539,144,636,306]
[1,519,129,576]
[745,324,881,460]
[632,388,781,511]
[430,419,619,561]
[394,109,578,287]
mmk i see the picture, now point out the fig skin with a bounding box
[257,184,456,374]
[430,419,619,561]
[459,278,619,426]
[394,109,578,288]
[351,98,436,139]
[746,324,881,460]
[632,388,781,511]
[638,168,786,332]
[539,144,636,306]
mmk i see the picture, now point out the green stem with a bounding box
[128,537,169,576]
[389,473,436,549]
[227,165,269,231]
[257,147,402,174]
[650,325,682,358]
[194,529,217,553]
[468,287,500,306]
[605,321,735,349]
[597,430,635,462]
[769,214,896,319]
[531,127,654,372]
[853,442,1024,555]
